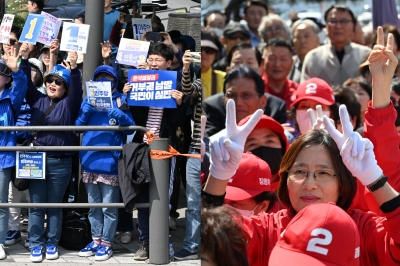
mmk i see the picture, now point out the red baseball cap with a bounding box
[238,114,289,151]
[269,202,360,266]
[290,78,335,108]
[225,153,272,201]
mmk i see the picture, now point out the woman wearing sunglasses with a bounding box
[18,42,83,262]
[3,26,22,59]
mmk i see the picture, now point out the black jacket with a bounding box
[118,142,152,211]
[202,92,287,137]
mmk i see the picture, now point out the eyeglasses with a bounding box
[95,74,114,81]
[265,27,285,34]
[224,92,259,101]
[46,76,64,86]
[287,168,337,183]
[327,19,353,26]
[146,58,166,63]
[227,34,248,40]
[8,38,17,45]
[201,47,217,54]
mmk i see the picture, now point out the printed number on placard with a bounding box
[306,228,332,255]
[25,18,37,39]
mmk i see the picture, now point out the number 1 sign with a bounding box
[60,22,90,54]
[19,14,45,44]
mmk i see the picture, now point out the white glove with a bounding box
[309,105,334,130]
[322,105,383,186]
[200,116,206,162]
[209,99,263,180]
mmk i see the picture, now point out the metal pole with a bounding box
[149,138,170,264]
[83,0,104,98]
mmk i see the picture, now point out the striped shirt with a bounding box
[143,107,164,143]
[182,70,202,150]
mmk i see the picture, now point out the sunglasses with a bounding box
[201,47,217,54]
[227,34,248,40]
[8,39,17,45]
[46,76,64,86]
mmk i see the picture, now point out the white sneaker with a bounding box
[0,244,6,260]
[120,231,132,244]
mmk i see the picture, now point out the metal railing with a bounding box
[0,125,171,264]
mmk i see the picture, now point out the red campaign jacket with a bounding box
[262,73,298,110]
[364,101,400,215]
[242,207,400,266]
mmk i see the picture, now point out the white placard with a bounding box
[0,14,15,44]
[38,11,61,45]
[131,18,152,40]
[60,22,90,54]
[86,81,113,111]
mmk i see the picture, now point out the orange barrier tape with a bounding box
[146,131,201,160]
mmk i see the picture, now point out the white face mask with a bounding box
[222,203,259,217]
[296,109,330,134]
[209,27,223,37]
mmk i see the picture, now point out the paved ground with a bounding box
[3,184,200,266]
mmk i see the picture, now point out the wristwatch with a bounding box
[367,175,388,192]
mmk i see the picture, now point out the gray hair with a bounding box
[291,19,320,35]
[258,14,292,42]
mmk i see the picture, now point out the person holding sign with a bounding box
[0,48,29,260]
[76,65,134,261]
[18,43,83,262]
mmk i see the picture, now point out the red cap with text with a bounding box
[290,78,335,107]
[225,153,272,201]
[269,202,360,266]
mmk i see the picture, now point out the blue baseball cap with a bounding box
[44,64,71,90]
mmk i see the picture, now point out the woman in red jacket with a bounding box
[202,27,400,265]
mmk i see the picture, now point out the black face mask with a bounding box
[250,146,284,175]
[394,106,400,127]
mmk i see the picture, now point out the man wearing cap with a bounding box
[213,21,251,72]
[261,38,299,110]
[300,5,371,85]
[0,51,29,261]
[269,203,361,266]
[242,0,268,47]
[201,31,226,99]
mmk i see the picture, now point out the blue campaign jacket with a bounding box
[76,92,135,175]
[20,59,83,157]
[0,69,28,169]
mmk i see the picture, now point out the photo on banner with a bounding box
[0,14,15,44]
[116,38,150,67]
[127,69,177,108]
[19,14,45,44]
[60,22,90,53]
[86,81,113,111]
[38,11,61,45]
[131,18,152,40]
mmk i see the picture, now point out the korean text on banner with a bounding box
[19,14,45,44]
[116,38,150,67]
[60,22,90,53]
[0,14,15,44]
[86,81,113,111]
[38,11,61,45]
[16,152,46,180]
[131,18,152,40]
[127,70,177,108]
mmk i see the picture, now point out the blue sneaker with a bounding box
[95,245,113,261]
[78,241,100,257]
[30,246,44,262]
[45,244,58,260]
[5,230,21,245]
